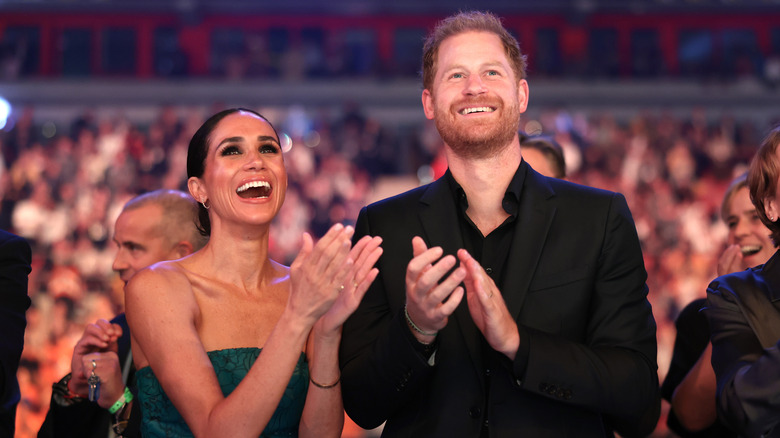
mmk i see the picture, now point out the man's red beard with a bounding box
[433,96,521,160]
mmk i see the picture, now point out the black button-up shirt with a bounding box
[445,164,525,437]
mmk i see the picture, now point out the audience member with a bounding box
[340,11,659,437]
[519,132,566,178]
[125,108,382,436]
[705,126,780,437]
[37,189,206,438]
[0,229,32,438]
[662,172,773,437]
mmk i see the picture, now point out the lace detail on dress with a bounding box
[136,348,308,437]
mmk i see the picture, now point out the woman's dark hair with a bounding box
[519,133,566,179]
[187,108,279,236]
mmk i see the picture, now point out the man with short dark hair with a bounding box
[520,133,567,179]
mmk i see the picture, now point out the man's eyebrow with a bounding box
[439,64,466,75]
[440,61,508,75]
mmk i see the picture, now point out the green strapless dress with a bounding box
[136,348,308,437]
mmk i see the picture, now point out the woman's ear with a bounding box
[188,177,206,204]
[765,198,778,222]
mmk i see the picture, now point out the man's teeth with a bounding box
[741,245,761,256]
[461,107,495,115]
[237,181,270,192]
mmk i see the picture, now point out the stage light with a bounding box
[0,96,10,130]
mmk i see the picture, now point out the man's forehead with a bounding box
[438,31,503,55]
[114,204,164,242]
[435,32,512,75]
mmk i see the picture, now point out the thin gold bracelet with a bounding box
[310,373,341,389]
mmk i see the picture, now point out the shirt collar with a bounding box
[444,161,526,218]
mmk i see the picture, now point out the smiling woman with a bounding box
[124,108,383,438]
[720,174,775,274]
[185,110,287,237]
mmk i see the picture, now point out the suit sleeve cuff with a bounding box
[511,325,531,386]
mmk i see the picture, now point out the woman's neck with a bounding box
[196,221,277,291]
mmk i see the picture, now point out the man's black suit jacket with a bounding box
[706,250,780,437]
[0,230,31,438]
[37,313,141,438]
[340,162,660,437]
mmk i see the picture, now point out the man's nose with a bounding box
[464,74,487,95]
[112,250,128,273]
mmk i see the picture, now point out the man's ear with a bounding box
[517,79,529,113]
[172,241,195,258]
[422,89,435,121]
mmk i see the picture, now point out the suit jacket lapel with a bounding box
[419,176,463,260]
[502,167,557,320]
[418,176,483,375]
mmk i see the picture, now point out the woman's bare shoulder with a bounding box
[129,259,192,288]
[124,258,200,314]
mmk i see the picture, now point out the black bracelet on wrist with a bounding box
[112,402,131,438]
[52,373,87,406]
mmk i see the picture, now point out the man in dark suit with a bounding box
[38,189,206,438]
[0,229,31,438]
[339,11,660,437]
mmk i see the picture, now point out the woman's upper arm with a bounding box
[125,265,224,434]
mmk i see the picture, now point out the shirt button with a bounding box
[469,407,481,418]
[485,368,491,376]
[485,267,493,275]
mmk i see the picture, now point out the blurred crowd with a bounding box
[1,101,777,437]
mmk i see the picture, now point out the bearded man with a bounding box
[340,10,660,438]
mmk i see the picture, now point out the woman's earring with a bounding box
[201,199,210,210]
